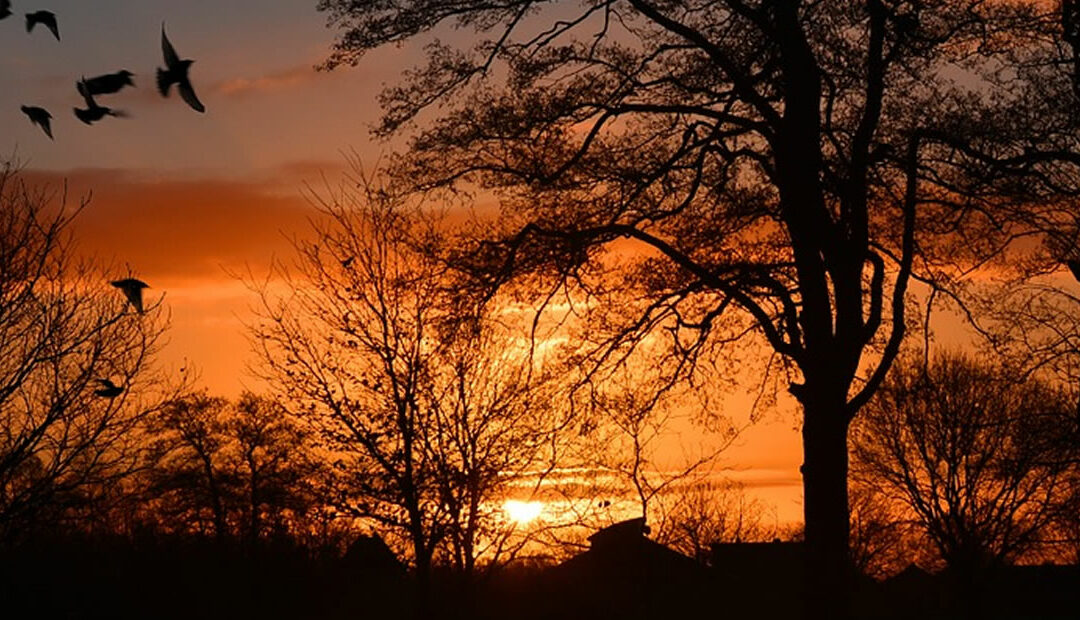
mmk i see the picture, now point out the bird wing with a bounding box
[44,14,59,40]
[77,79,97,108]
[161,24,180,68]
[178,79,206,113]
[129,288,144,313]
[41,116,53,140]
[121,285,143,313]
[112,279,148,312]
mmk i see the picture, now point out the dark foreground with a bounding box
[2,523,1078,619]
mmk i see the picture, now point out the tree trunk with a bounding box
[801,393,852,620]
[412,542,433,620]
[246,449,259,547]
[200,453,227,544]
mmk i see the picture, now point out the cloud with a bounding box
[21,166,318,283]
[213,64,324,98]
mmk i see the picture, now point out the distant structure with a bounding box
[529,518,710,620]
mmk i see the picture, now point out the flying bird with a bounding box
[74,80,125,124]
[1,1,12,20]
[78,70,135,97]
[111,278,149,313]
[25,10,58,40]
[157,24,205,113]
[20,105,53,140]
[94,379,124,399]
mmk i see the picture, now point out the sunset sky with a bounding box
[1,0,803,521]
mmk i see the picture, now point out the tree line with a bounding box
[4,156,1080,613]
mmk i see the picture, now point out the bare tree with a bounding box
[227,392,317,545]
[574,359,739,525]
[653,478,769,563]
[992,273,1080,566]
[0,162,172,543]
[250,170,565,601]
[148,392,232,541]
[146,391,317,545]
[852,352,1075,604]
[847,480,918,579]
[431,325,569,576]
[314,3,1080,615]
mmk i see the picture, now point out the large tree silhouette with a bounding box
[317,1,1080,615]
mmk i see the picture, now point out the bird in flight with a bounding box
[74,80,125,124]
[0,1,11,20]
[20,105,53,140]
[111,278,149,314]
[25,10,58,40]
[94,379,124,399]
[78,71,136,97]
[157,24,205,113]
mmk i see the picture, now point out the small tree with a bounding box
[146,391,316,545]
[653,478,769,563]
[227,392,315,545]
[575,359,739,526]
[148,392,232,541]
[852,353,1075,602]
[0,163,171,543]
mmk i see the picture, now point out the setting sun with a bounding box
[504,500,544,524]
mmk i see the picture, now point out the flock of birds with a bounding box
[3,1,205,141]
[3,2,163,397]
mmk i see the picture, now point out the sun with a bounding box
[503,500,544,524]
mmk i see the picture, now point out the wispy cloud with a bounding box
[213,64,323,98]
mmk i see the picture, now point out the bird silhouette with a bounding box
[157,24,205,113]
[111,278,149,313]
[78,70,135,97]
[1067,259,1080,283]
[94,379,124,398]
[0,1,12,20]
[20,105,53,140]
[25,10,58,40]
[74,80,125,124]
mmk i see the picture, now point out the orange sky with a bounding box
[0,1,812,523]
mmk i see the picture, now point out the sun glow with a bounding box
[503,500,544,524]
